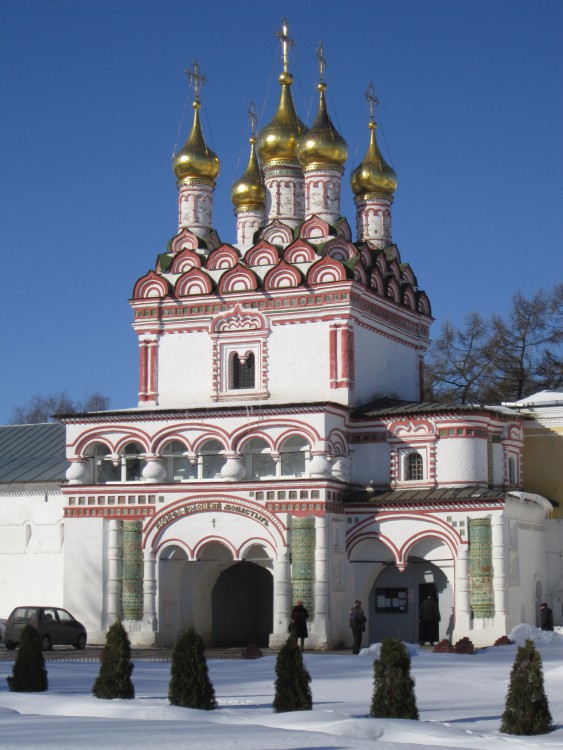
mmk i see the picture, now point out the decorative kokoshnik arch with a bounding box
[143,495,288,552]
[346,511,462,571]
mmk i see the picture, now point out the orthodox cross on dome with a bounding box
[276,18,294,72]
[316,42,327,83]
[247,99,258,138]
[186,59,207,103]
[365,80,379,120]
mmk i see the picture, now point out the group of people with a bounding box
[288,597,555,654]
[288,599,367,654]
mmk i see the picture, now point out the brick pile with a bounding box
[454,637,475,654]
[493,635,514,646]
[432,639,455,653]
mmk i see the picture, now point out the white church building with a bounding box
[1,24,558,649]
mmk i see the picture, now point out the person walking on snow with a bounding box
[350,600,367,655]
[289,599,309,651]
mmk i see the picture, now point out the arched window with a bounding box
[88,443,119,484]
[280,436,309,476]
[161,440,195,482]
[200,439,226,479]
[230,352,255,389]
[87,442,146,483]
[123,442,145,481]
[243,438,276,478]
[405,452,423,481]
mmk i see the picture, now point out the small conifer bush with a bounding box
[370,638,418,719]
[92,619,135,699]
[168,627,217,709]
[501,639,553,735]
[7,624,48,692]
[273,636,313,713]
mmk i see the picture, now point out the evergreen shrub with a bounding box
[92,619,135,699]
[370,638,418,719]
[168,627,216,709]
[273,636,313,713]
[500,639,552,735]
[7,624,48,692]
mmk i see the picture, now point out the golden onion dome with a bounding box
[256,71,307,165]
[297,82,347,169]
[350,120,397,197]
[231,136,266,210]
[173,100,220,183]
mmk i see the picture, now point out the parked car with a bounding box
[4,606,87,651]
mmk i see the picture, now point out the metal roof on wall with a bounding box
[0,423,68,483]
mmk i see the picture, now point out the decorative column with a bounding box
[122,520,143,622]
[303,166,344,224]
[107,519,123,625]
[290,517,316,615]
[139,547,157,644]
[469,518,495,628]
[492,513,507,632]
[313,515,330,648]
[454,544,471,636]
[270,550,291,647]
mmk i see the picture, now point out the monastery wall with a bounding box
[0,489,65,619]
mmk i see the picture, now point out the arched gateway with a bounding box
[147,497,285,647]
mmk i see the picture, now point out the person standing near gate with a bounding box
[289,599,309,651]
[350,600,367,655]
[419,595,440,646]
[540,602,554,631]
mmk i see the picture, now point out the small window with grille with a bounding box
[230,352,255,389]
[405,452,424,481]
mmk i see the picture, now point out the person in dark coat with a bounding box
[419,595,441,646]
[289,599,309,651]
[540,602,554,631]
[350,600,367,655]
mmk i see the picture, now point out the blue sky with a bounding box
[1,0,561,421]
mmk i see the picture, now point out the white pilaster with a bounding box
[492,514,508,632]
[454,544,471,637]
[270,550,291,647]
[313,515,330,648]
[107,519,122,626]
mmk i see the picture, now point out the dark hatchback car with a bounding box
[4,606,87,651]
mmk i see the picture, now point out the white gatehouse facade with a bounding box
[1,25,557,649]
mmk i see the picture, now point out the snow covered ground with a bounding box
[1,625,563,750]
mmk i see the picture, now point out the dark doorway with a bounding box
[211,561,273,647]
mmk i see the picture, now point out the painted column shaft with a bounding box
[107,519,123,625]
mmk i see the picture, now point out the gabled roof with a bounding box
[0,423,68,484]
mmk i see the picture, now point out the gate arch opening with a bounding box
[212,561,273,647]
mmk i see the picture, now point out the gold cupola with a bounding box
[297,45,347,170]
[350,82,397,197]
[173,61,220,184]
[231,101,266,210]
[256,20,306,165]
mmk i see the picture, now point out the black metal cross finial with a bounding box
[365,81,379,120]
[247,99,258,138]
[186,59,207,102]
[316,41,327,82]
[276,18,294,72]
